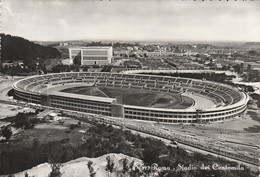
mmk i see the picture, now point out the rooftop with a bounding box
[69,46,112,50]
[51,91,116,103]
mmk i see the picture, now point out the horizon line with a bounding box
[2,33,259,44]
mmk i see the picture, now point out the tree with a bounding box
[257,98,260,109]
[132,166,142,177]
[105,156,115,177]
[233,64,242,74]
[42,64,48,74]
[24,172,29,177]
[49,163,61,177]
[77,121,82,127]
[121,158,129,176]
[1,126,12,140]
[12,113,36,130]
[87,161,96,177]
[129,160,135,177]
[73,53,81,66]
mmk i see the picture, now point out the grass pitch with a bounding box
[61,86,194,109]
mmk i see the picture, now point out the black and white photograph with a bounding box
[0,0,259,176]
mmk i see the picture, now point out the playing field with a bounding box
[61,86,194,109]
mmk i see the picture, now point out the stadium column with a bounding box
[41,93,51,106]
[111,103,124,118]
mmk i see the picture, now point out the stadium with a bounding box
[12,72,249,124]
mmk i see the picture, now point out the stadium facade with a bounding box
[13,72,249,124]
[69,47,113,66]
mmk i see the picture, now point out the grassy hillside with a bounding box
[0,113,256,176]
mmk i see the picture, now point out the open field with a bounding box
[205,109,260,132]
[61,86,194,109]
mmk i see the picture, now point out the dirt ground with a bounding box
[125,117,259,145]
[205,109,260,131]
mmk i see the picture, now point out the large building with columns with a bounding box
[69,47,113,66]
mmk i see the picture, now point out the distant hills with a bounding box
[0,34,61,62]
[243,42,260,48]
[244,42,260,45]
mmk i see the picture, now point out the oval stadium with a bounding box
[12,72,249,124]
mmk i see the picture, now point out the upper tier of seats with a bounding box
[15,72,243,106]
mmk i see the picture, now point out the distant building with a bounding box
[179,45,192,52]
[160,51,173,56]
[114,50,130,56]
[133,46,139,51]
[173,48,183,56]
[1,60,24,68]
[215,63,222,69]
[126,47,133,51]
[2,60,13,68]
[147,51,161,57]
[69,47,113,66]
[146,50,173,57]
[59,43,68,46]
[242,61,260,73]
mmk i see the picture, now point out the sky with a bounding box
[2,0,260,42]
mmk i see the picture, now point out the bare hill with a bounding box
[13,153,144,177]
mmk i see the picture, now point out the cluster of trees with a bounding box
[51,64,93,73]
[1,34,61,62]
[247,50,258,56]
[0,112,41,141]
[249,93,260,109]
[2,112,40,130]
[0,126,12,140]
[0,122,255,176]
[123,60,142,68]
[255,95,260,109]
[243,110,260,132]
[234,83,254,92]
[233,64,242,74]
[101,65,113,72]
[0,34,61,75]
[0,64,34,76]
